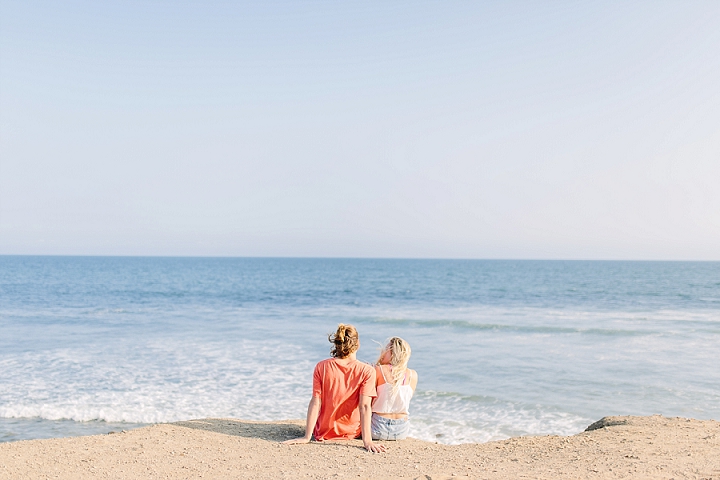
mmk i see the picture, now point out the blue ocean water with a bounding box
[1,256,719,444]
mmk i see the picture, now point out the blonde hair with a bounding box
[377,337,411,393]
[328,324,359,358]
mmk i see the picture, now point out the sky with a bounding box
[1,1,719,259]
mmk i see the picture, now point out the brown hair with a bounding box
[329,324,359,358]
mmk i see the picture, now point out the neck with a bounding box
[337,352,356,361]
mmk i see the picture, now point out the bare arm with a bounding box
[283,396,321,444]
[410,369,418,391]
[359,395,385,453]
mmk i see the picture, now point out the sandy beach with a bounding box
[1,415,718,479]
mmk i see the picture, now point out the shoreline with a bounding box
[1,415,719,479]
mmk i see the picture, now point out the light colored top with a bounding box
[311,358,377,441]
[371,366,414,415]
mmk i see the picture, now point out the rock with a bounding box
[585,417,629,432]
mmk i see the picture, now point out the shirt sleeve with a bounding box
[312,362,323,398]
[359,365,377,398]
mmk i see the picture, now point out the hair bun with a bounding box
[328,324,359,358]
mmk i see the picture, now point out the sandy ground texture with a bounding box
[1,415,719,479]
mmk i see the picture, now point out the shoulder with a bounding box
[314,358,334,371]
[379,363,393,376]
[354,360,376,376]
[374,364,389,385]
[409,369,418,388]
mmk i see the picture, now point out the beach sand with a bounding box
[1,415,718,479]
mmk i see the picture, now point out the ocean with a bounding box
[1,256,718,444]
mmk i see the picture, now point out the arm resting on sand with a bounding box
[360,395,385,453]
[283,396,321,444]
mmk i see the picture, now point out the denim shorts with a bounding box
[371,413,410,441]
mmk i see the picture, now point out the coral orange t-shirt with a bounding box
[312,358,377,441]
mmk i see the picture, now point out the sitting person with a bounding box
[283,324,385,453]
[371,337,418,441]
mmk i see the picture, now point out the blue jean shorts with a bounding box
[371,413,410,441]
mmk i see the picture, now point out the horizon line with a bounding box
[1,254,718,263]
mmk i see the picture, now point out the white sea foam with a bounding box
[0,339,313,425]
[409,391,591,444]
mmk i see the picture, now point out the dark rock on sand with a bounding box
[585,416,630,431]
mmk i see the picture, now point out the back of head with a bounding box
[329,324,359,358]
[378,337,412,390]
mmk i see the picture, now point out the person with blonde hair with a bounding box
[371,337,418,441]
[283,324,385,453]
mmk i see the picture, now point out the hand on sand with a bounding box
[282,436,311,445]
[364,441,386,453]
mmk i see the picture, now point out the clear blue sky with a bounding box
[1,1,719,259]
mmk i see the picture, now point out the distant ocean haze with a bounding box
[0,257,718,443]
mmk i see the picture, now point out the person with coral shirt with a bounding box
[283,324,385,453]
